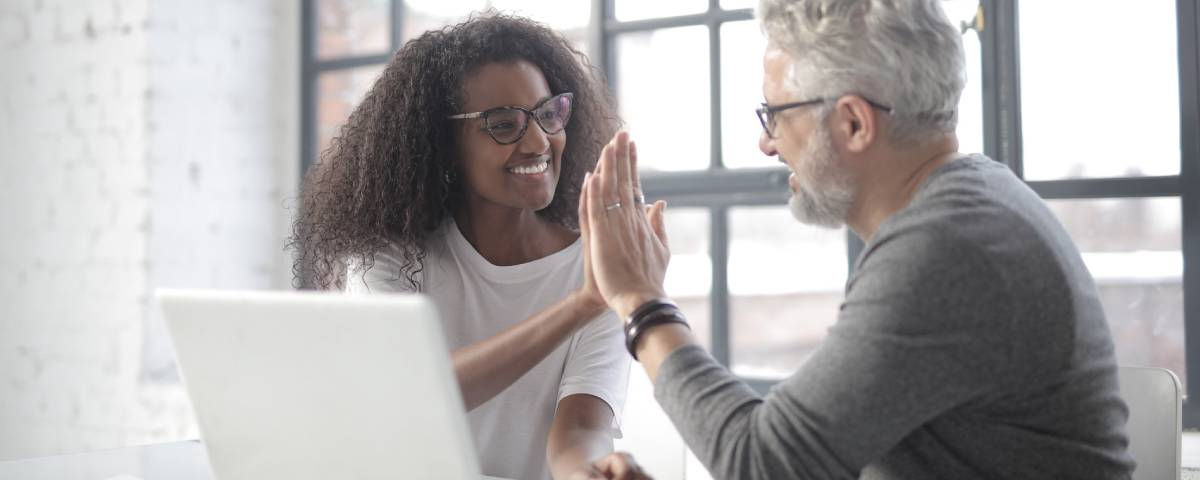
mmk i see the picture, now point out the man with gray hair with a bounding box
[575,0,1136,478]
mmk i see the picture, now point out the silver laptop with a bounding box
[159,289,500,480]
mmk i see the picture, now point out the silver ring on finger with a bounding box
[605,202,622,212]
[633,192,645,205]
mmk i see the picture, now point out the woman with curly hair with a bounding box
[290,13,648,480]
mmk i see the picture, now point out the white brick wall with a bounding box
[0,0,298,461]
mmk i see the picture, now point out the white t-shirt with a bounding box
[346,220,629,480]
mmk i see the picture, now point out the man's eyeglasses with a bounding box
[756,96,894,139]
[447,93,574,145]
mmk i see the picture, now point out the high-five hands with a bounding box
[578,131,671,319]
[569,452,653,480]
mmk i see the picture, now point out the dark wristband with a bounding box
[624,301,690,360]
[626,298,678,324]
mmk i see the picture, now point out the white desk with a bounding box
[1180,432,1200,478]
[0,441,511,480]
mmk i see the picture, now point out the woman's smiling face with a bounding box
[454,60,568,214]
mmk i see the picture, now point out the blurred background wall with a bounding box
[0,0,298,460]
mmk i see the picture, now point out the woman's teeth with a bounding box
[509,160,549,175]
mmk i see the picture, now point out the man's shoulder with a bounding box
[873,156,1043,260]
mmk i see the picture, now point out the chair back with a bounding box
[1118,365,1182,480]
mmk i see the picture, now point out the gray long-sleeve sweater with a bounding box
[654,155,1135,479]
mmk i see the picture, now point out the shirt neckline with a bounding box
[444,219,582,284]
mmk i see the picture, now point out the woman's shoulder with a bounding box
[345,223,454,293]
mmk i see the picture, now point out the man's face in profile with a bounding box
[760,45,856,228]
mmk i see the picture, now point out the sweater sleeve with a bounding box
[653,226,1013,479]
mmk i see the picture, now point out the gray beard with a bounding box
[787,125,856,228]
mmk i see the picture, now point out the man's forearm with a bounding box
[633,322,699,383]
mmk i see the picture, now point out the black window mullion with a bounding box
[604,9,753,34]
[390,0,403,53]
[980,0,1023,177]
[709,17,723,169]
[641,167,788,198]
[300,0,317,179]
[589,0,610,90]
[1176,0,1200,426]
[847,232,864,274]
[711,206,731,366]
[314,53,396,72]
[1027,176,1182,200]
[598,0,616,94]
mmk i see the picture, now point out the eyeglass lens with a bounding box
[485,94,572,144]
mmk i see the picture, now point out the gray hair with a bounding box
[757,0,966,145]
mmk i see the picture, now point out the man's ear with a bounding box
[834,95,879,153]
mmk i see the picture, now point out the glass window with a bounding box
[719,0,755,10]
[615,26,711,171]
[316,0,392,59]
[1020,1,1180,180]
[663,208,712,349]
[728,207,848,379]
[941,0,984,155]
[614,0,707,22]
[317,65,386,158]
[488,0,592,52]
[1046,197,1185,388]
[400,1,590,68]
[720,20,772,169]
[492,0,590,51]
[402,0,488,42]
[490,0,590,30]
[721,3,984,168]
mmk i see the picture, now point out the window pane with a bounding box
[402,0,487,43]
[615,0,706,22]
[489,0,591,53]
[729,207,847,379]
[616,27,710,171]
[317,66,386,158]
[316,0,392,59]
[1046,197,1184,389]
[721,4,984,168]
[720,21,771,169]
[490,0,590,30]
[1020,2,1180,180]
[719,0,755,10]
[400,2,589,64]
[942,0,984,155]
[663,209,712,350]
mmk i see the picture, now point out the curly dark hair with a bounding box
[290,13,619,290]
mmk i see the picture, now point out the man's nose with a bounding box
[759,129,778,157]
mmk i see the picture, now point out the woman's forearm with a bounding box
[453,292,607,411]
[547,394,615,480]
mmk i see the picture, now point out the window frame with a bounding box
[300,0,1200,425]
[594,0,1200,419]
[300,0,405,178]
[980,1,1200,427]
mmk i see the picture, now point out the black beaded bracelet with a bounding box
[624,300,690,360]
[626,298,678,325]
